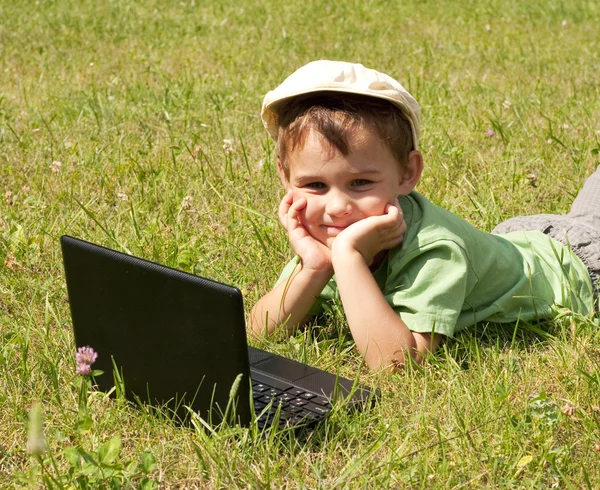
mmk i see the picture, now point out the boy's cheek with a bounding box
[357,194,392,217]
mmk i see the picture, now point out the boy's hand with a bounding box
[332,200,406,266]
[279,191,333,272]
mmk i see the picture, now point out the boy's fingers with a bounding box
[290,196,306,209]
[286,197,307,232]
[372,205,402,231]
[386,204,399,220]
[395,211,407,240]
[386,201,405,232]
[382,202,406,245]
[288,197,306,216]
[387,200,404,218]
[279,190,293,209]
[278,191,294,229]
[383,228,405,250]
[278,206,290,230]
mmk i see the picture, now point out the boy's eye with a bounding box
[351,179,373,187]
[305,182,326,189]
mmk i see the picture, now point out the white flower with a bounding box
[50,161,62,173]
[117,192,129,201]
[561,403,576,416]
[222,138,234,155]
[526,173,538,186]
[181,195,193,209]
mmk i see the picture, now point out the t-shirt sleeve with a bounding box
[384,241,472,338]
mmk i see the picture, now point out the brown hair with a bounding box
[276,92,414,178]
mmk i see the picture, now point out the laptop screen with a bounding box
[61,235,252,425]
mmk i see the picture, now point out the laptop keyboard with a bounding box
[252,380,332,429]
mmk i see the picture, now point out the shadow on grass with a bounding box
[439,308,600,371]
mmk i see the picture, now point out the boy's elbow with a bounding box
[361,348,409,372]
[368,350,420,373]
[373,350,425,373]
[367,334,442,372]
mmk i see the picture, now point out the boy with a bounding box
[249,60,598,371]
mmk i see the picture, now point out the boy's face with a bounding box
[280,128,416,248]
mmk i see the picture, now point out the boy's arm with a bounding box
[332,247,442,370]
[332,202,442,370]
[249,191,334,337]
[248,264,332,336]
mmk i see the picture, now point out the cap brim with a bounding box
[261,87,419,150]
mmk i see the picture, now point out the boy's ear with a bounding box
[398,150,423,195]
[277,159,291,190]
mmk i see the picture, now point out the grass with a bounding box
[1,0,600,487]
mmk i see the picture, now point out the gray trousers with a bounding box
[492,166,600,310]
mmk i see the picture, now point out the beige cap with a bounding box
[261,60,421,150]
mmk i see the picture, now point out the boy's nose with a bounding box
[325,191,353,217]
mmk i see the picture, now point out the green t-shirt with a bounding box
[276,192,594,338]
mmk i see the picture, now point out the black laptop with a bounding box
[60,235,373,430]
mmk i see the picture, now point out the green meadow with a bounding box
[1,0,600,487]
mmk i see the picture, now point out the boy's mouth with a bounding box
[321,224,349,235]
